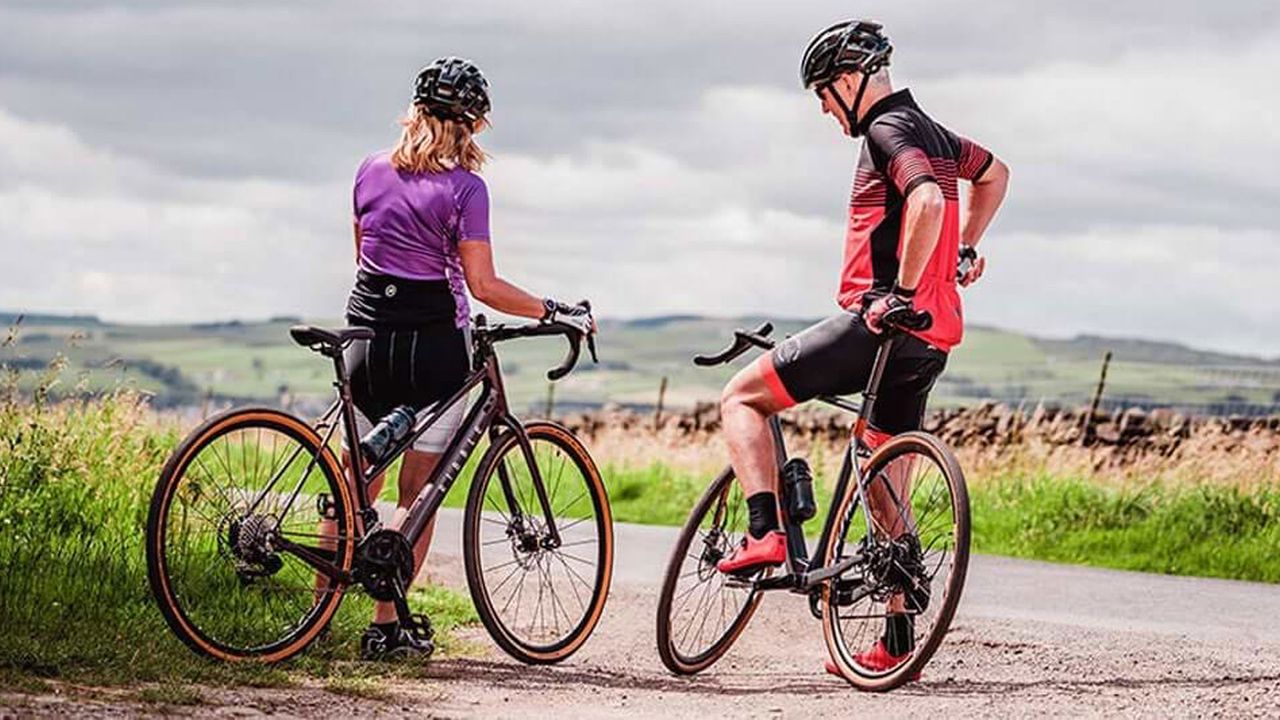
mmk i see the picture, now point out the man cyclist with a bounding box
[715,20,1009,675]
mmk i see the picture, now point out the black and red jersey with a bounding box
[839,89,993,351]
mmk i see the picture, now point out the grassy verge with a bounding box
[971,474,1280,582]
[0,389,477,693]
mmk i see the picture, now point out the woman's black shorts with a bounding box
[342,271,472,452]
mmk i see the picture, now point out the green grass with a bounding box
[0,389,478,692]
[970,476,1280,582]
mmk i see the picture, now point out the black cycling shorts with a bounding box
[342,271,472,452]
[761,312,947,434]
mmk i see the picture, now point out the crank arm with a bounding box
[799,553,864,589]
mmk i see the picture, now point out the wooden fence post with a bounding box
[653,376,669,430]
[1080,350,1112,444]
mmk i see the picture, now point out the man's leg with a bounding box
[721,356,791,498]
[714,355,794,571]
[854,343,946,666]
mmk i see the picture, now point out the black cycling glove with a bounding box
[541,299,594,337]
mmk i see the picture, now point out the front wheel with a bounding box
[655,467,770,675]
[821,431,970,691]
[462,421,613,664]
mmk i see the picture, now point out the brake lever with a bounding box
[579,299,598,364]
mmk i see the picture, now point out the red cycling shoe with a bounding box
[716,531,786,574]
[824,641,920,682]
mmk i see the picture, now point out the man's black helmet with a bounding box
[413,57,491,123]
[800,20,892,89]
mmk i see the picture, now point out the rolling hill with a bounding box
[3,312,1278,416]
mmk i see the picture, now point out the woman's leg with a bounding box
[314,451,385,599]
[371,449,440,624]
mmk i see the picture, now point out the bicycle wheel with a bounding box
[821,431,970,691]
[656,467,771,674]
[146,407,357,662]
[463,421,613,664]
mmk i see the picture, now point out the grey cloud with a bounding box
[1,1,1278,354]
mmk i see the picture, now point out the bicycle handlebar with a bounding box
[692,322,775,366]
[692,311,933,369]
[476,301,598,381]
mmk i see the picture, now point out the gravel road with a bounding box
[5,510,1279,718]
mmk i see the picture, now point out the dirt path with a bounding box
[5,513,1280,718]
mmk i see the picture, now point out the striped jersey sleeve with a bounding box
[867,119,938,197]
[956,135,994,181]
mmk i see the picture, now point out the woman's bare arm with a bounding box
[458,240,545,319]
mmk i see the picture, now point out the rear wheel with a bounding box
[656,467,771,674]
[145,407,356,662]
[821,432,970,691]
[463,421,613,664]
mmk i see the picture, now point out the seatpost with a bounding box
[852,334,899,441]
[330,347,370,504]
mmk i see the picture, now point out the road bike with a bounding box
[146,316,613,664]
[655,321,970,691]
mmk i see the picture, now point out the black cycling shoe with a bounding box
[360,616,435,661]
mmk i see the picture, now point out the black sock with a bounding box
[746,492,779,540]
[374,620,399,637]
[884,614,915,656]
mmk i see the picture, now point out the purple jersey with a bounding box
[352,152,490,327]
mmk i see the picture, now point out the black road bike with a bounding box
[146,316,613,665]
[655,321,970,691]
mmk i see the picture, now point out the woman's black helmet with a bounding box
[413,57,491,122]
[800,20,892,90]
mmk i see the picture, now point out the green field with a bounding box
[3,312,1279,414]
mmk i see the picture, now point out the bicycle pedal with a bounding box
[405,613,435,643]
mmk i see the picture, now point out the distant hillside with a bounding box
[0,312,103,327]
[3,311,1278,415]
[1035,334,1278,368]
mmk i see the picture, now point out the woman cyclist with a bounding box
[335,57,594,659]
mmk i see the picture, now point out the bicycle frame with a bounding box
[270,322,568,582]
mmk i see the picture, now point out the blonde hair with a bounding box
[390,104,487,174]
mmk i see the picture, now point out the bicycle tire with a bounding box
[820,431,970,691]
[656,467,770,674]
[145,407,356,662]
[462,421,613,664]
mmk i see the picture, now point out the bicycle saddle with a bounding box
[289,325,374,350]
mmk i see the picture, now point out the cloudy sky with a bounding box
[1,1,1277,356]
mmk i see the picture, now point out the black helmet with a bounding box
[413,57,491,123]
[800,20,892,90]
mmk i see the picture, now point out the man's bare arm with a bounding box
[961,158,1009,248]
